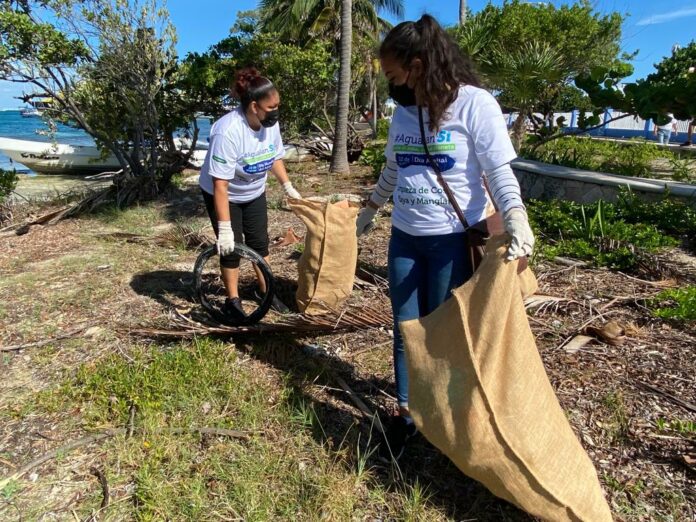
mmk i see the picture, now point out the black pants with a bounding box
[202,189,269,269]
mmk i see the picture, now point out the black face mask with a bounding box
[259,108,279,128]
[388,82,417,107]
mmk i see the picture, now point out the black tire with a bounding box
[193,244,275,326]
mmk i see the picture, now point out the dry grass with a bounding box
[0,164,694,521]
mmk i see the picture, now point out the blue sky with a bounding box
[2,0,695,108]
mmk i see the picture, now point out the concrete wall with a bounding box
[512,159,696,208]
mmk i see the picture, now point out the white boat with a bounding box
[0,137,208,174]
[0,137,121,174]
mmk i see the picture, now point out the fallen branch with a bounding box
[332,374,386,437]
[616,272,678,288]
[637,382,696,413]
[90,466,110,511]
[1,326,88,352]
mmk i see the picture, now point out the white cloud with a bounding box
[636,7,696,26]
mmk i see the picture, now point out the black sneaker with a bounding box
[221,297,246,322]
[253,289,291,314]
[378,415,417,463]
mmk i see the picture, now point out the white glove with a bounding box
[282,181,301,199]
[504,208,535,261]
[217,221,235,256]
[356,206,377,237]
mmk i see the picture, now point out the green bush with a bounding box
[359,141,386,179]
[0,168,18,204]
[376,118,390,140]
[521,136,689,181]
[613,188,696,239]
[527,198,678,270]
[649,287,696,322]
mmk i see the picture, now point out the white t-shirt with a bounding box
[657,114,677,131]
[199,107,285,203]
[385,85,516,236]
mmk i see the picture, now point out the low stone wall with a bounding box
[512,159,696,208]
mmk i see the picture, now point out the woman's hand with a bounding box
[503,208,534,260]
[282,181,301,199]
[356,207,377,236]
[217,221,235,256]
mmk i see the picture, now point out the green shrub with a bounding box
[359,142,386,179]
[614,188,696,239]
[649,287,696,322]
[0,168,18,204]
[521,136,688,181]
[376,118,390,140]
[527,198,678,270]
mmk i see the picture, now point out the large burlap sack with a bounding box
[290,197,360,315]
[401,235,612,522]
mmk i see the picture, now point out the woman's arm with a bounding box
[212,177,235,255]
[271,159,301,199]
[356,159,398,235]
[213,178,231,222]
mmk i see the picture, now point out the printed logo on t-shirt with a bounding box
[392,131,456,172]
[212,155,227,164]
[240,149,276,174]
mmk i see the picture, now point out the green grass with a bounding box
[649,286,696,322]
[25,338,449,521]
[90,203,164,235]
[601,391,630,444]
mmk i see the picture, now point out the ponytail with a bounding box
[380,14,480,131]
[232,67,276,110]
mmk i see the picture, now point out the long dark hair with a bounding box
[380,15,480,131]
[232,67,276,110]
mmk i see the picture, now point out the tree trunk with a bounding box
[511,110,527,152]
[329,0,352,174]
[459,0,467,25]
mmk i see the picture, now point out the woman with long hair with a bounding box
[200,67,301,320]
[356,15,535,460]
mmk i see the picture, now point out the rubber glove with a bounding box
[504,208,535,260]
[356,206,377,237]
[217,221,235,256]
[282,181,301,199]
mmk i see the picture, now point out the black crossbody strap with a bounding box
[418,106,469,230]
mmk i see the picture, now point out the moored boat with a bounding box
[0,137,121,174]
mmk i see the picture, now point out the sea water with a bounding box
[0,110,212,175]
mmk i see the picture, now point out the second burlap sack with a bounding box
[290,197,359,315]
[400,235,613,522]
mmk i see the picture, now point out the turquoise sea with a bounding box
[0,110,212,175]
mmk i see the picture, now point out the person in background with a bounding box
[199,67,301,320]
[355,15,534,460]
[654,113,677,145]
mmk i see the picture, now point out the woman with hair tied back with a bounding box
[356,15,536,460]
[199,67,302,320]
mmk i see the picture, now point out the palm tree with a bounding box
[258,0,403,44]
[459,0,466,25]
[330,0,352,173]
[485,41,564,150]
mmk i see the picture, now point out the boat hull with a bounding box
[0,137,121,175]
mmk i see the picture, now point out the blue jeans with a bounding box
[657,129,671,145]
[388,227,474,408]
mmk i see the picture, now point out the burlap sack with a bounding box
[400,236,612,521]
[290,197,360,315]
